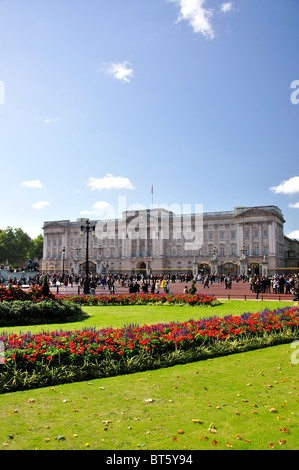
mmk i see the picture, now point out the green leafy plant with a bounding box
[189,280,197,295]
[42,275,50,298]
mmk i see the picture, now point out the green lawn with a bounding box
[0,342,298,450]
[0,300,298,450]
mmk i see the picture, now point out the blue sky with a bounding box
[0,0,298,239]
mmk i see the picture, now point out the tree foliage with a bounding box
[0,227,43,266]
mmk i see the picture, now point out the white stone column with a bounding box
[249,223,253,256]
[262,259,268,277]
[258,222,263,258]
[237,222,243,254]
[269,219,276,256]
[43,233,48,259]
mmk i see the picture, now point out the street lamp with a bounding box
[62,246,66,279]
[80,219,95,294]
[74,245,81,276]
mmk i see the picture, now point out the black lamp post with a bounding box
[80,219,95,294]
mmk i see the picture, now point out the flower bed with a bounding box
[56,293,219,306]
[1,306,298,393]
[0,285,218,307]
[0,285,56,302]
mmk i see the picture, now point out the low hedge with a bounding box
[0,300,86,327]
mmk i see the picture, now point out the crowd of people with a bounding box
[248,274,299,299]
[1,271,298,300]
[49,273,175,295]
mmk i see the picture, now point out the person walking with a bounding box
[90,279,96,295]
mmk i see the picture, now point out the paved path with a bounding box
[50,281,297,302]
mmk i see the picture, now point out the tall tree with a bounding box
[0,227,42,266]
[31,234,44,260]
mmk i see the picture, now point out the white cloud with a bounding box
[80,201,115,219]
[270,176,299,195]
[220,2,233,13]
[20,179,43,189]
[42,117,63,123]
[87,174,135,191]
[80,210,96,215]
[289,202,299,209]
[169,0,215,39]
[32,201,50,210]
[103,61,134,83]
[286,230,299,240]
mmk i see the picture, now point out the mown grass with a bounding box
[0,343,298,450]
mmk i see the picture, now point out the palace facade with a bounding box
[40,205,292,277]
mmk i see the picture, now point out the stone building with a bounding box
[284,235,299,271]
[40,205,288,277]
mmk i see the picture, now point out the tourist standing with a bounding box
[90,279,96,295]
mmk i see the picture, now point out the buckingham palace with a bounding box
[40,205,295,278]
